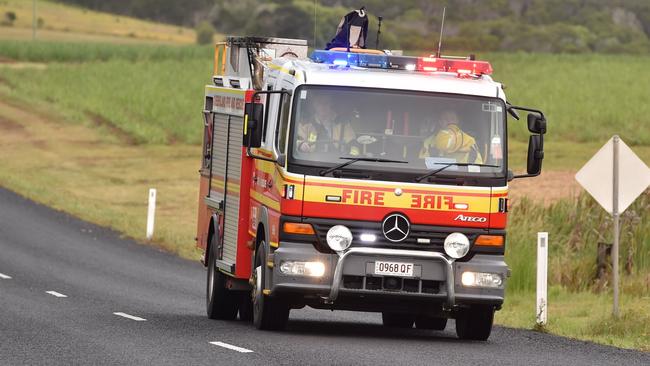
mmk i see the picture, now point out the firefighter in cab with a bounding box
[419,111,483,163]
[296,94,360,156]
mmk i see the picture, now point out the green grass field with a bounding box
[2,42,650,152]
[0,40,213,62]
[2,60,212,144]
[488,52,650,146]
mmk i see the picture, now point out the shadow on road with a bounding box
[285,318,464,343]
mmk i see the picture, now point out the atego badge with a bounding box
[454,214,487,223]
[382,213,410,242]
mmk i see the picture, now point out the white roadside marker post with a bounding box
[146,188,157,240]
[536,232,548,326]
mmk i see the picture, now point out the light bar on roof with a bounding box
[310,50,493,76]
[416,57,493,75]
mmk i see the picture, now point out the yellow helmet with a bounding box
[434,125,463,153]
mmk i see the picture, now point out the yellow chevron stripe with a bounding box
[250,190,281,212]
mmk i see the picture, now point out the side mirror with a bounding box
[509,105,547,179]
[526,134,544,175]
[527,113,547,135]
[244,103,264,148]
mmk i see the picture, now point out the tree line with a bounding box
[55,0,650,53]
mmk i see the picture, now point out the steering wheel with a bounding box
[356,135,377,145]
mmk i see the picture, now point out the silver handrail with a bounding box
[326,247,455,305]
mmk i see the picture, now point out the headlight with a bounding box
[326,225,353,252]
[279,261,325,277]
[461,271,503,288]
[444,232,470,259]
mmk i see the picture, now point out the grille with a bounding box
[343,275,441,294]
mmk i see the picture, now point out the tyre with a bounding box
[415,315,448,330]
[455,305,495,341]
[381,312,415,328]
[206,233,239,320]
[252,242,289,330]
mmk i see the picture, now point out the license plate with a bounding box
[374,261,414,277]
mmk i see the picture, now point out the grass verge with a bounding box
[496,287,650,351]
[0,95,201,259]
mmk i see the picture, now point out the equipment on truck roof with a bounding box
[326,7,369,50]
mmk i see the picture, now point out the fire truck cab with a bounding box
[197,37,547,340]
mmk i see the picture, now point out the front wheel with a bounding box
[206,233,239,320]
[252,242,289,330]
[455,305,495,341]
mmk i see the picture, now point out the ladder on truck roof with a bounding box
[213,36,308,90]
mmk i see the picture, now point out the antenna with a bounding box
[376,16,383,50]
[313,0,317,49]
[347,12,352,52]
[436,7,446,58]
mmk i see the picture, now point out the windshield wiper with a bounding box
[414,163,500,183]
[319,157,408,176]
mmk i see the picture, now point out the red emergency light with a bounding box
[416,57,493,76]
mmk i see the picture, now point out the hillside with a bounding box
[53,0,650,53]
[0,0,196,43]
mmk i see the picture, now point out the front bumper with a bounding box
[270,241,508,308]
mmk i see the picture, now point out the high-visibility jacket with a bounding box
[296,117,360,156]
[419,124,483,164]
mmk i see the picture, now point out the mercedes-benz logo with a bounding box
[382,213,410,242]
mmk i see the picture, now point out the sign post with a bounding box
[611,136,620,317]
[575,135,650,317]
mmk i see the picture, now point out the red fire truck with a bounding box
[196,36,546,340]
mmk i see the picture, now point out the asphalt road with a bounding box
[1,187,648,366]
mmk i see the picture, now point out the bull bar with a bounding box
[326,247,456,305]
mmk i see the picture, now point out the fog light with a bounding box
[444,232,470,259]
[279,261,325,277]
[461,271,503,288]
[326,225,353,252]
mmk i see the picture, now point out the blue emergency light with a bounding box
[311,50,390,69]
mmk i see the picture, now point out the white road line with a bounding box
[113,312,147,322]
[209,341,254,353]
[0,273,11,279]
[45,291,68,298]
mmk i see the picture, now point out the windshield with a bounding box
[288,86,506,179]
